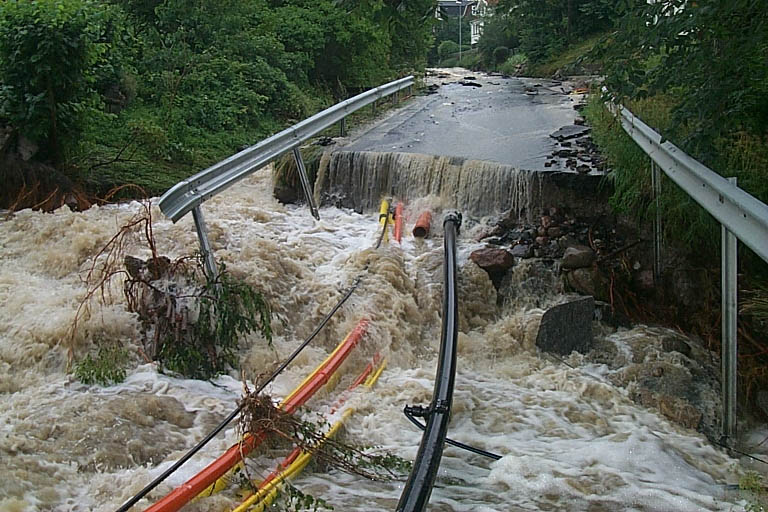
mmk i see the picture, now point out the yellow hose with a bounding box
[233,359,387,512]
[379,199,390,243]
[200,328,361,498]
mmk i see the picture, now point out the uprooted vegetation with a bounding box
[70,199,272,382]
[231,387,410,511]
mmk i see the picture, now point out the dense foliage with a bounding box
[468,0,612,68]
[586,1,768,264]
[0,0,113,165]
[0,0,435,203]
[595,0,768,153]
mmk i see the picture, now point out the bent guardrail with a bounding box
[157,76,414,278]
[159,76,414,223]
[615,105,768,444]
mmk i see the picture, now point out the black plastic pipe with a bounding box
[396,211,462,512]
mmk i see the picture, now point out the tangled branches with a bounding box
[70,197,272,381]
[238,388,410,485]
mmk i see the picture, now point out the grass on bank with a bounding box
[526,33,605,77]
[584,91,768,274]
[584,89,768,399]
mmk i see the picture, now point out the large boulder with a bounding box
[563,266,609,301]
[535,296,594,355]
[470,247,514,274]
[599,327,722,439]
[561,244,596,269]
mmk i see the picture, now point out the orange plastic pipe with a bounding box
[394,203,404,243]
[412,211,432,238]
[240,352,381,501]
[144,319,369,512]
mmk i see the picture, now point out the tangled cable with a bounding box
[116,213,392,512]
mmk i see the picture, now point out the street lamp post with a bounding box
[457,0,462,64]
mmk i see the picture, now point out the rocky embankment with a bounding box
[469,194,722,441]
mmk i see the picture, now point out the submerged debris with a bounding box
[237,388,410,483]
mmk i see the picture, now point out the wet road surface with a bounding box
[343,71,581,170]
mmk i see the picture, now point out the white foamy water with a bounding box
[0,167,749,511]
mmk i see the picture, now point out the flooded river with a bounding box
[0,166,750,511]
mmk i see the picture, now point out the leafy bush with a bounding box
[492,46,510,65]
[499,54,528,75]
[458,50,483,70]
[0,0,113,164]
[151,266,272,380]
[74,344,130,385]
[438,40,460,59]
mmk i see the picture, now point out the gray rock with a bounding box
[536,296,594,355]
[564,267,609,301]
[509,244,533,258]
[550,124,591,141]
[274,184,299,204]
[661,335,692,358]
[561,244,596,269]
[557,235,580,250]
[17,135,38,161]
[547,226,562,238]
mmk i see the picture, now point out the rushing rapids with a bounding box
[0,165,752,511]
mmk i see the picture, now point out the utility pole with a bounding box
[457,0,462,64]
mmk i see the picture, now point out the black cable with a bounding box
[115,279,361,512]
[403,406,501,461]
[374,205,392,250]
[397,211,462,512]
[116,212,393,511]
[714,441,768,467]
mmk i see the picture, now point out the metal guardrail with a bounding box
[159,76,414,223]
[616,105,768,445]
[617,106,768,261]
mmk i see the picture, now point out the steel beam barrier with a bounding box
[618,106,768,263]
[159,76,415,223]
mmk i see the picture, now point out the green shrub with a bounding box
[499,54,528,75]
[438,40,460,60]
[74,344,130,385]
[492,46,510,65]
[458,51,482,70]
[0,0,113,164]
[156,267,272,380]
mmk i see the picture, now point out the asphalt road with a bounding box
[343,71,581,170]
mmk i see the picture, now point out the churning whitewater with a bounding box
[0,167,745,511]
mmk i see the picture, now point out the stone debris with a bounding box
[550,124,591,141]
[535,296,595,355]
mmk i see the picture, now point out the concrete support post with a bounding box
[721,176,738,445]
[292,147,320,220]
[192,206,218,281]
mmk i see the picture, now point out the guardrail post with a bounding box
[721,176,738,445]
[339,117,346,137]
[392,90,398,105]
[292,147,320,220]
[192,206,218,281]
[652,160,663,283]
